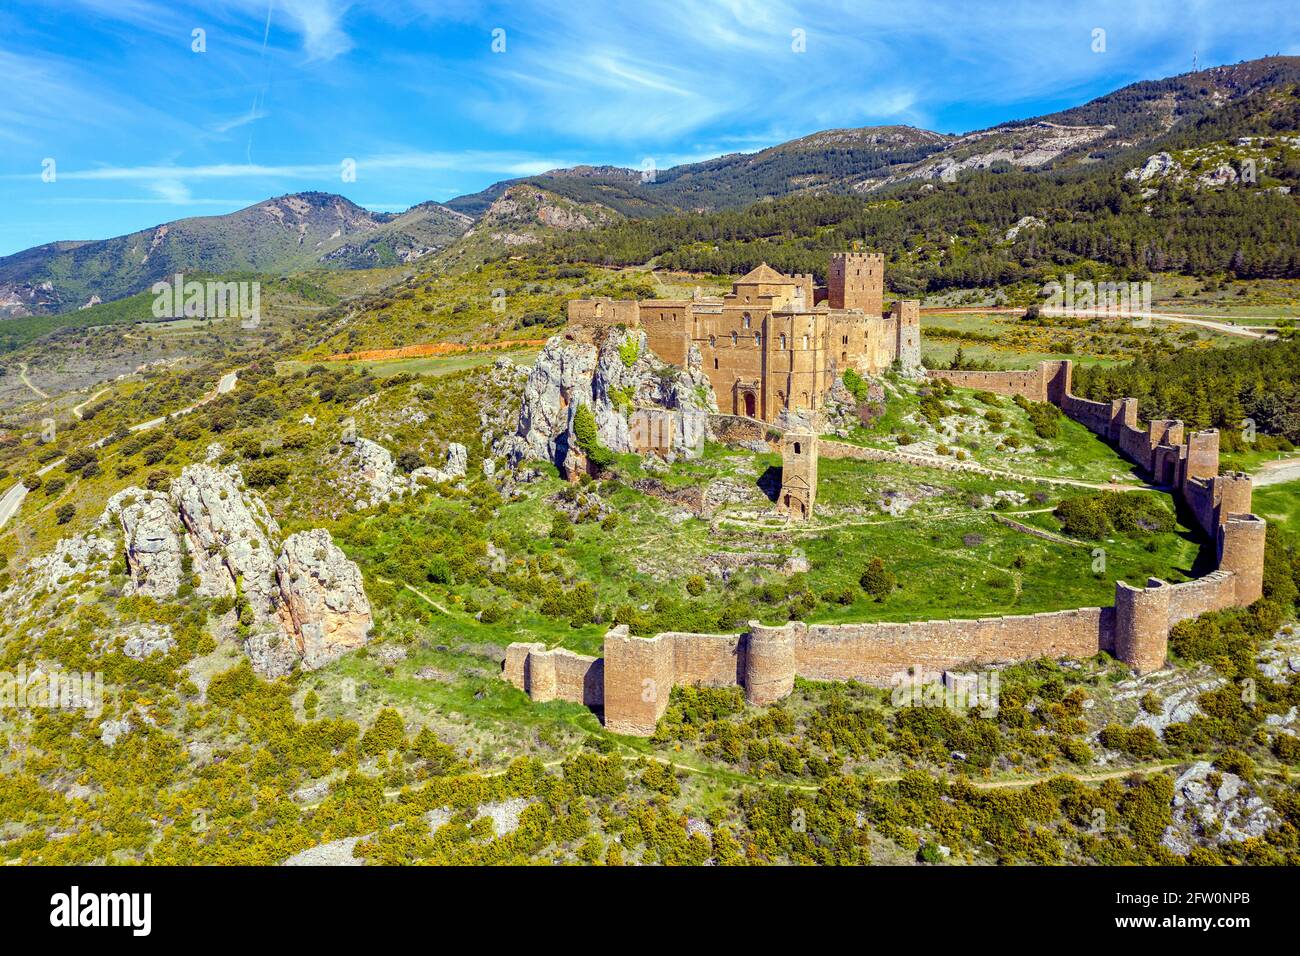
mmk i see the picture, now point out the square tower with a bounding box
[776,431,818,520]
[827,252,884,315]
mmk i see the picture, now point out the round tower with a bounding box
[1114,579,1171,674]
[744,621,797,706]
[1218,513,1267,606]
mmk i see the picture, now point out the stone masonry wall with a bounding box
[503,360,1269,735]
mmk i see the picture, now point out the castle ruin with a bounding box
[503,359,1269,736]
[566,253,922,424]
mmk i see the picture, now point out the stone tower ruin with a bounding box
[777,430,818,520]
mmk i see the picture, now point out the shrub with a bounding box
[361,708,406,754]
[245,459,291,488]
[1055,492,1173,539]
[859,558,896,600]
[572,403,616,469]
[55,503,75,524]
[396,450,425,474]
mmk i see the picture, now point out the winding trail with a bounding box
[72,387,111,420]
[925,306,1280,340]
[1253,455,1300,488]
[17,363,48,399]
[0,369,238,530]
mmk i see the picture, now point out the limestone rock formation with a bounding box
[94,463,373,677]
[345,436,408,507]
[109,489,184,598]
[411,442,468,485]
[173,464,281,613]
[1004,215,1045,241]
[1161,761,1281,855]
[501,334,598,465]
[343,436,468,506]
[501,328,716,472]
[1125,151,1182,183]
[276,529,373,670]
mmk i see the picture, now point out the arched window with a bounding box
[709,334,716,347]
[742,313,751,329]
[754,332,761,347]
[779,333,786,350]
[793,441,802,455]
[731,331,738,346]
[802,335,809,350]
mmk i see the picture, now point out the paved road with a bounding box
[0,370,238,530]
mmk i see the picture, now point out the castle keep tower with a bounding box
[777,430,818,520]
[827,252,884,314]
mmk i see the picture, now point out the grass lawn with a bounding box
[1252,479,1300,534]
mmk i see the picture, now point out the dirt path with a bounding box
[715,505,1059,535]
[1253,455,1300,488]
[629,751,1289,793]
[819,440,1150,493]
[17,363,48,399]
[924,306,1277,340]
[72,387,111,420]
[380,579,454,616]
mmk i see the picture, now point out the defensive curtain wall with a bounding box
[503,360,1267,736]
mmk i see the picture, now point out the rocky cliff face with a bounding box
[100,464,373,676]
[500,328,716,473]
[106,488,184,598]
[173,464,281,614]
[276,529,373,670]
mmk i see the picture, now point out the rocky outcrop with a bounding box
[502,335,598,465]
[98,463,372,677]
[106,488,184,598]
[173,464,280,614]
[1004,215,1045,241]
[500,328,716,472]
[1125,151,1181,184]
[411,443,468,485]
[1161,761,1281,855]
[276,529,373,670]
[342,437,468,507]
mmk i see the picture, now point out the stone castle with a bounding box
[504,359,1269,736]
[567,253,922,424]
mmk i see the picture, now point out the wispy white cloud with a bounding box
[212,107,270,133]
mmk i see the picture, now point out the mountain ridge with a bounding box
[4,55,1297,317]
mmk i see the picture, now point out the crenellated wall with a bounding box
[503,360,1268,735]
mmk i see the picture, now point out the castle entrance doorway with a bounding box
[744,392,756,417]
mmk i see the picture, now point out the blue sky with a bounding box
[1,0,1296,256]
